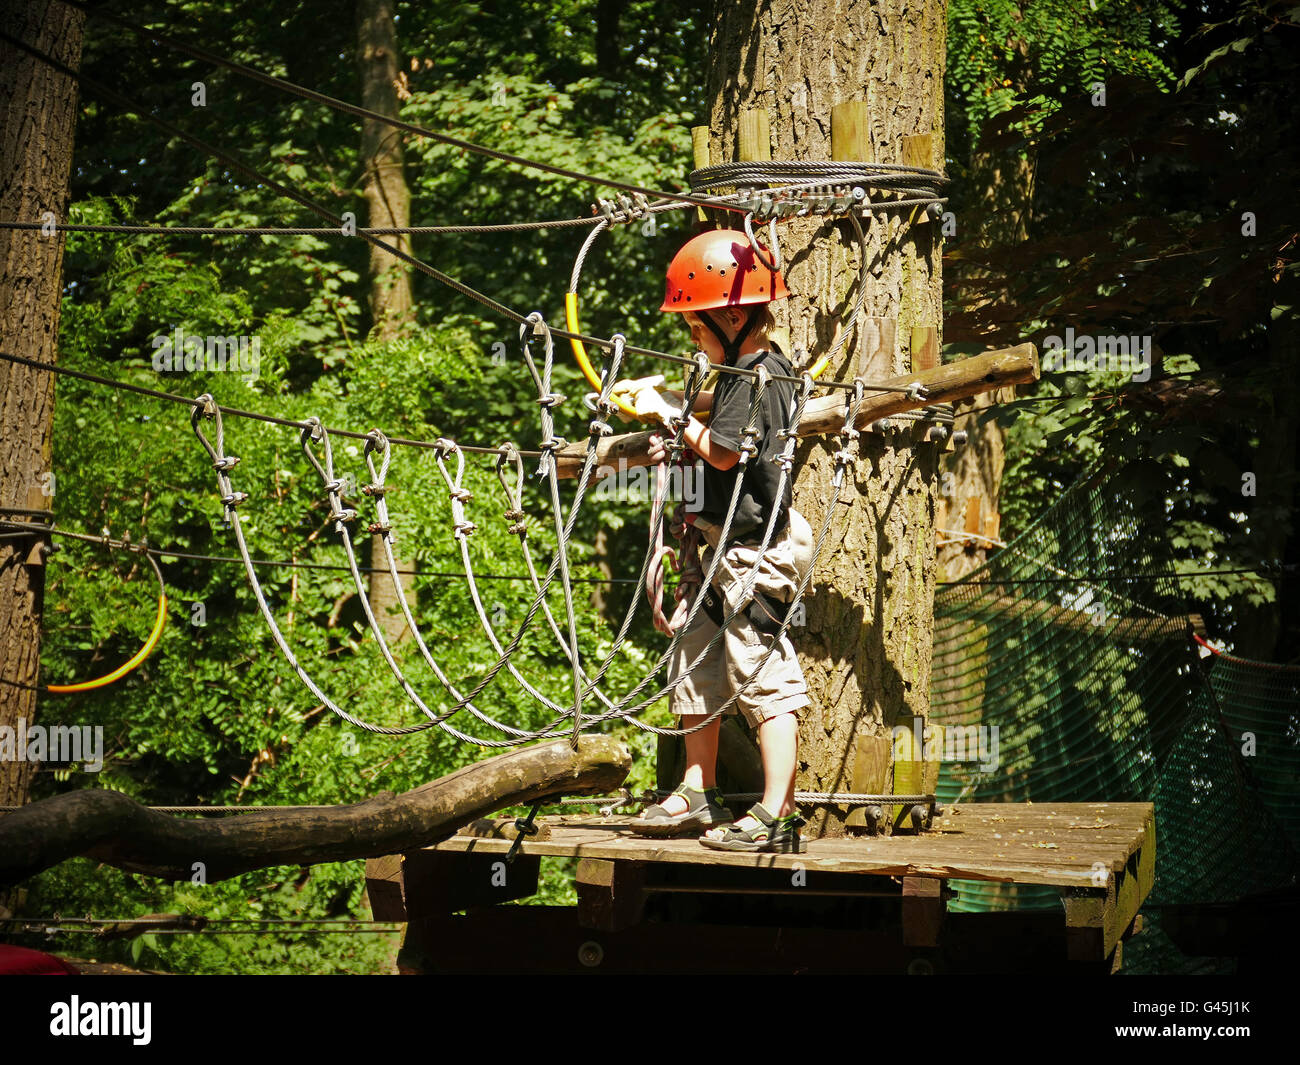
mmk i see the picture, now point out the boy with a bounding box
[626,228,812,853]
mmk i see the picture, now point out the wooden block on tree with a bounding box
[739,109,771,163]
[691,125,712,224]
[910,325,938,373]
[901,876,945,947]
[855,316,897,380]
[831,100,870,162]
[576,858,646,932]
[846,733,892,831]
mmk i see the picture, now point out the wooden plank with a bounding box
[855,316,897,381]
[363,854,406,921]
[401,849,540,917]
[901,876,945,947]
[911,324,939,372]
[691,125,712,224]
[831,100,870,162]
[419,804,1159,896]
[846,733,891,832]
[738,108,771,164]
[576,857,646,932]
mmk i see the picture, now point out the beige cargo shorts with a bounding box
[668,508,813,727]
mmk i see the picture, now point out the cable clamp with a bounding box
[448,486,472,504]
[361,483,386,498]
[367,520,392,535]
[538,391,566,409]
[588,418,614,437]
[905,382,928,402]
[539,435,568,452]
[221,491,249,509]
[453,520,477,540]
[212,455,240,471]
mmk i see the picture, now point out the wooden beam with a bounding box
[556,343,1040,479]
[691,125,712,224]
[576,857,646,932]
[901,876,945,947]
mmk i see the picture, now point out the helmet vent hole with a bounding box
[688,271,695,279]
[705,264,712,271]
[719,269,725,276]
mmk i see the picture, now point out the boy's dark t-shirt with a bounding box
[696,346,798,542]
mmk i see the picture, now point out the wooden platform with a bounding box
[366,801,1155,974]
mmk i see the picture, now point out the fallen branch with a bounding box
[0,736,630,884]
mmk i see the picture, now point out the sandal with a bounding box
[629,783,730,837]
[699,802,805,853]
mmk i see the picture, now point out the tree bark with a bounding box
[357,0,417,641]
[0,3,85,816]
[0,735,631,884]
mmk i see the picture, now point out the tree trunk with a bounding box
[0,4,85,818]
[357,0,417,641]
[705,0,948,835]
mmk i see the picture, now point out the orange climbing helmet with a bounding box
[659,228,788,313]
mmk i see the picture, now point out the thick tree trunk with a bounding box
[0,736,631,884]
[0,4,85,815]
[705,0,948,835]
[357,0,417,641]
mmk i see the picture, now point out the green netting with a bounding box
[928,466,1299,973]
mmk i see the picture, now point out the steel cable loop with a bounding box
[595,369,828,735]
[359,433,563,746]
[517,314,588,746]
[573,352,712,700]
[581,367,777,730]
[742,212,782,273]
[493,442,621,713]
[300,419,515,742]
[431,436,600,733]
[421,317,622,724]
[188,397,435,736]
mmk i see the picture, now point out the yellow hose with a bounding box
[565,292,640,419]
[46,555,168,694]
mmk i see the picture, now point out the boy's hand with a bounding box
[630,383,683,427]
[647,433,668,464]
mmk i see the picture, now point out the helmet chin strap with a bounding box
[702,307,763,367]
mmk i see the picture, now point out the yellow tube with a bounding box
[46,576,168,694]
[565,291,639,419]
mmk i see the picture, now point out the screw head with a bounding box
[578,940,604,967]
